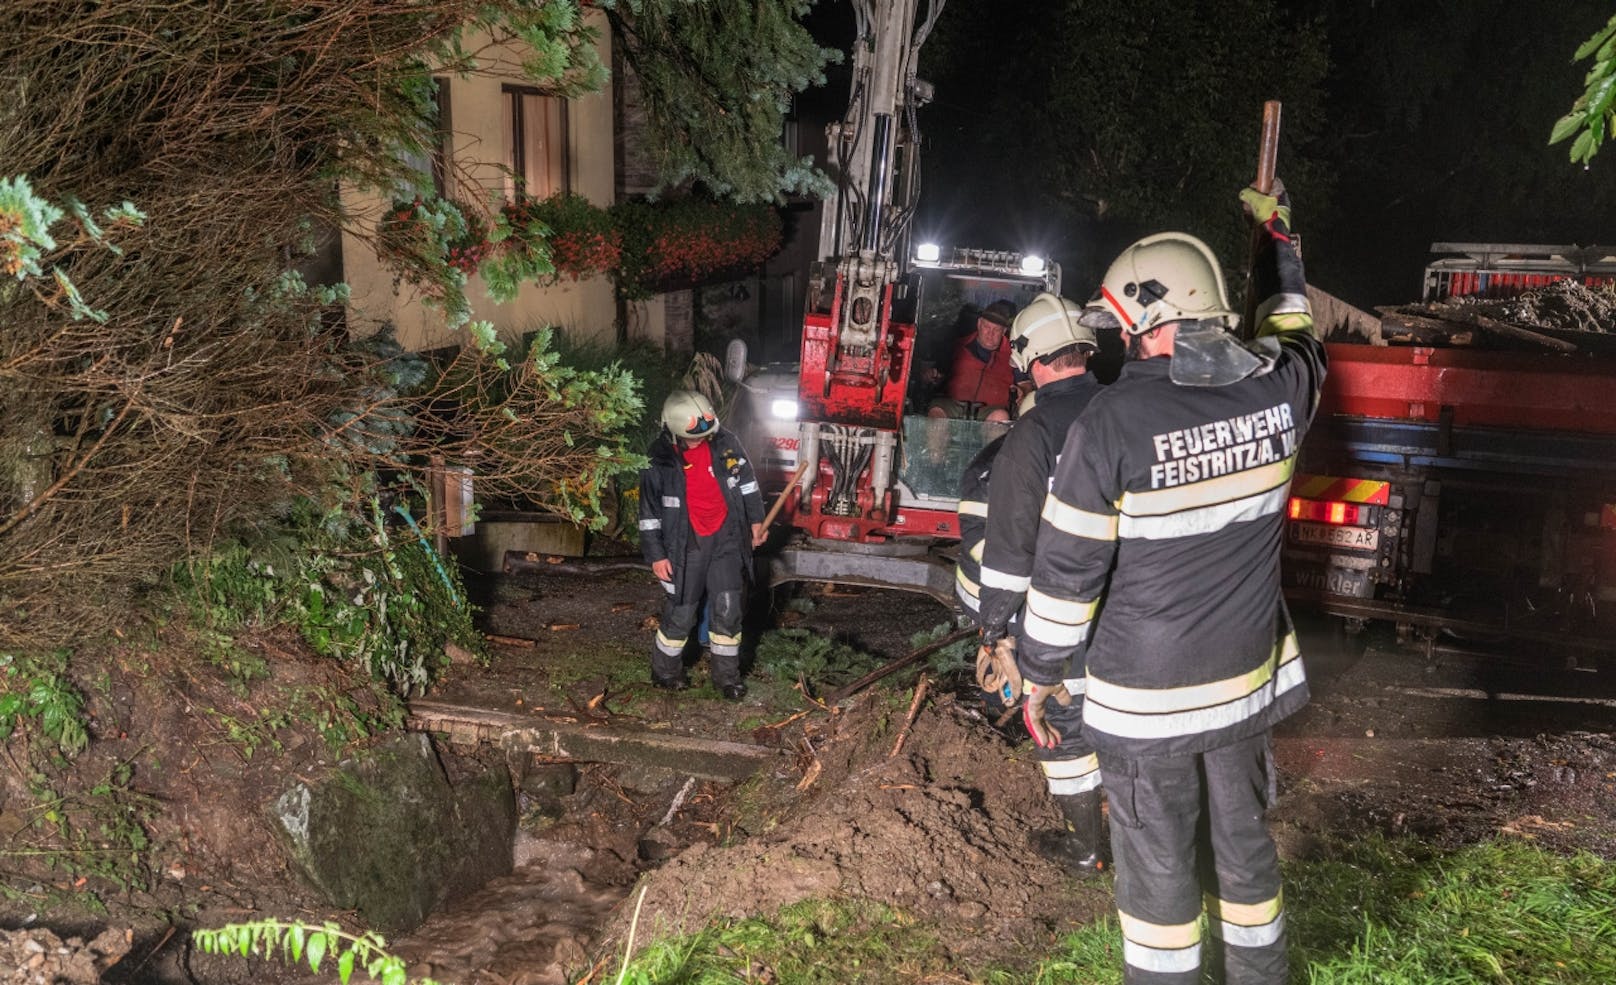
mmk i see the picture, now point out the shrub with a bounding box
[611,196,783,300]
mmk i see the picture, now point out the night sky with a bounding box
[802,1,1616,313]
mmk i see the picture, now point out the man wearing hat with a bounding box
[928,298,1018,421]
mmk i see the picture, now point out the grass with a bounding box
[1289,837,1616,984]
[607,899,951,984]
[603,838,1616,984]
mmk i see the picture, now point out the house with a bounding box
[336,13,688,354]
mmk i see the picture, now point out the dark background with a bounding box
[796,0,1616,312]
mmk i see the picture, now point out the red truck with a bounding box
[1283,244,1616,667]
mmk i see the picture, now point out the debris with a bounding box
[824,626,976,703]
[640,615,659,631]
[658,777,698,826]
[795,757,823,792]
[547,622,581,632]
[889,674,930,759]
[484,633,537,648]
[444,642,478,665]
[1499,815,1576,839]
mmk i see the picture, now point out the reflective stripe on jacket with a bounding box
[1021,221,1325,755]
[955,435,1004,618]
[638,427,765,605]
[978,372,1102,638]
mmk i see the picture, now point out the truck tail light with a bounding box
[1289,497,1372,526]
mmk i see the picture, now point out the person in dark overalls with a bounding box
[637,390,766,700]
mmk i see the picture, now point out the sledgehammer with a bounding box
[1240,100,1282,339]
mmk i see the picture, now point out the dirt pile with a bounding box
[598,690,1112,964]
[1,926,130,985]
[1452,279,1616,333]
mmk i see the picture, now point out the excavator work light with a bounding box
[916,242,942,263]
[1020,254,1048,276]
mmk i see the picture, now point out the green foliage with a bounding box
[375,196,486,330]
[985,836,1616,984]
[1288,837,1616,983]
[611,197,784,301]
[601,0,839,203]
[200,705,294,760]
[175,499,483,696]
[455,191,785,305]
[603,839,1616,985]
[193,919,442,985]
[1553,13,1616,163]
[1,761,153,900]
[752,628,884,705]
[0,650,89,757]
[519,328,650,529]
[908,619,976,679]
[491,193,621,297]
[0,174,144,322]
[606,898,944,984]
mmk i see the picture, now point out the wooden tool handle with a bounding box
[759,459,812,530]
[1255,100,1282,194]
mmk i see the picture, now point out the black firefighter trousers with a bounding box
[1098,732,1286,985]
[651,528,744,688]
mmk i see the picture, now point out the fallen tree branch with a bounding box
[889,673,929,759]
[824,625,976,704]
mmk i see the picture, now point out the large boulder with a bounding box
[272,732,515,933]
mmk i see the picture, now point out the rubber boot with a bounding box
[1033,789,1104,876]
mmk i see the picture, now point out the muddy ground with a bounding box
[3,563,1616,984]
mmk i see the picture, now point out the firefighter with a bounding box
[638,390,767,700]
[973,292,1105,875]
[1017,182,1324,984]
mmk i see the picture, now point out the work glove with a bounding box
[1022,678,1072,749]
[1239,178,1291,234]
[974,635,1022,705]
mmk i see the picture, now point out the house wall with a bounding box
[339,15,622,353]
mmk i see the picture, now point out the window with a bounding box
[431,77,454,199]
[503,85,568,200]
[400,78,456,198]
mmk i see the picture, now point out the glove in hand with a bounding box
[974,636,1021,704]
[1022,678,1073,749]
[1239,178,1291,232]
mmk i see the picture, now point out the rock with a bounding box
[271,733,516,933]
[0,927,129,985]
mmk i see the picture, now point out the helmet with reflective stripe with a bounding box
[661,390,719,441]
[1080,232,1237,337]
[1009,291,1097,372]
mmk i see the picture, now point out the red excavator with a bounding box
[727,0,1055,603]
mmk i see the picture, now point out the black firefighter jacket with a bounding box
[1018,215,1327,757]
[955,433,1004,620]
[977,372,1102,641]
[637,427,765,605]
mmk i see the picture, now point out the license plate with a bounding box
[1290,522,1379,551]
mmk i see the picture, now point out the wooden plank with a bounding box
[1395,304,1579,352]
[406,700,778,782]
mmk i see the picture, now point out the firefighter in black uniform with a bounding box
[955,433,1004,620]
[1017,183,1324,984]
[971,292,1106,874]
[638,390,766,699]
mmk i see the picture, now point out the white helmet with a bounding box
[661,390,719,440]
[1008,292,1097,372]
[1081,232,1238,337]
